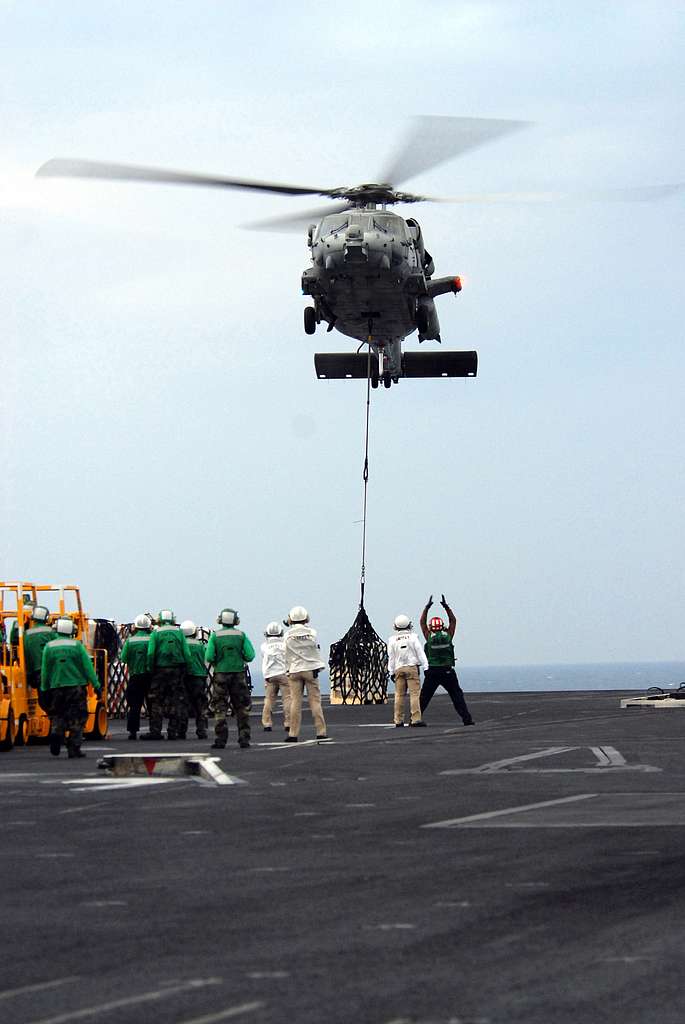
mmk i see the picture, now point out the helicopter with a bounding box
[37,116,682,389]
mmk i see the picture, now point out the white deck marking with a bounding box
[246,971,289,979]
[357,723,396,728]
[441,745,659,775]
[364,923,416,931]
[442,746,574,774]
[178,1002,264,1024]
[0,977,81,1001]
[81,900,127,908]
[61,777,179,792]
[423,793,597,828]
[26,977,223,1024]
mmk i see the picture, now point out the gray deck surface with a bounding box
[1,690,684,1024]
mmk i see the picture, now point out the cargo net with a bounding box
[328,605,388,705]
[103,623,229,718]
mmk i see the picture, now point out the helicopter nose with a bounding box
[344,223,367,263]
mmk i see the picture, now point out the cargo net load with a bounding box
[328,605,388,705]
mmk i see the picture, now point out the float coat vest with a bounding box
[41,638,100,691]
[146,625,192,673]
[206,628,255,673]
[119,631,152,676]
[425,629,455,668]
[23,625,57,675]
[186,637,208,679]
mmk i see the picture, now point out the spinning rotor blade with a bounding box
[433,183,684,203]
[379,115,530,188]
[36,158,331,198]
[242,202,352,232]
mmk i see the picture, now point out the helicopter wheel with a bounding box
[304,306,317,335]
[371,372,379,389]
[383,372,391,389]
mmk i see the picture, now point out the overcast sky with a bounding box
[2,1,683,666]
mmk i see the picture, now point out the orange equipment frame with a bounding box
[0,581,108,751]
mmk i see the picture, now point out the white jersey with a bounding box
[261,636,287,680]
[386,630,428,674]
[284,623,326,674]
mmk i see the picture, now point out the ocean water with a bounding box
[250,661,685,696]
[459,661,685,693]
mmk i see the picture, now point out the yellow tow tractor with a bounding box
[0,582,109,751]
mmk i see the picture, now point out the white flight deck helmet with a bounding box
[218,608,239,627]
[134,613,152,631]
[288,606,309,625]
[265,621,284,637]
[31,606,50,623]
[55,617,76,637]
[181,620,196,638]
[158,609,176,625]
[393,613,412,631]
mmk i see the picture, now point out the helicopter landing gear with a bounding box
[304,306,317,335]
[371,370,379,389]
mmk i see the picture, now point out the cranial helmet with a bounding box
[134,613,152,631]
[428,616,445,633]
[32,606,50,623]
[55,617,76,637]
[393,614,411,631]
[158,609,176,625]
[181,619,196,637]
[218,608,239,627]
[288,606,309,625]
[265,621,284,637]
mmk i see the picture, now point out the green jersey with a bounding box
[186,637,208,679]
[206,627,255,673]
[425,630,455,668]
[23,625,57,674]
[41,638,100,691]
[120,630,152,676]
[146,625,192,673]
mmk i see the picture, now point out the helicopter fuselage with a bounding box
[301,205,461,381]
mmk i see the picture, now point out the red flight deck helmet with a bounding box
[428,616,445,633]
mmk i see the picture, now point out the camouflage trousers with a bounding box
[212,671,251,746]
[185,675,209,737]
[148,665,188,739]
[50,685,88,750]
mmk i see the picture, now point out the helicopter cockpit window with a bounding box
[317,215,349,240]
[372,216,406,239]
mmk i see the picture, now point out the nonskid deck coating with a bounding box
[1,690,684,1024]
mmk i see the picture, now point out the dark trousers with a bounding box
[420,666,473,724]
[126,672,150,734]
[212,671,251,745]
[148,665,189,738]
[29,670,52,713]
[185,676,209,737]
[50,685,88,750]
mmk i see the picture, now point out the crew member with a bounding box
[23,605,56,712]
[41,617,100,758]
[119,613,153,740]
[144,609,192,740]
[206,608,255,749]
[260,621,291,733]
[181,620,209,740]
[419,594,474,726]
[284,606,328,743]
[387,613,428,727]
